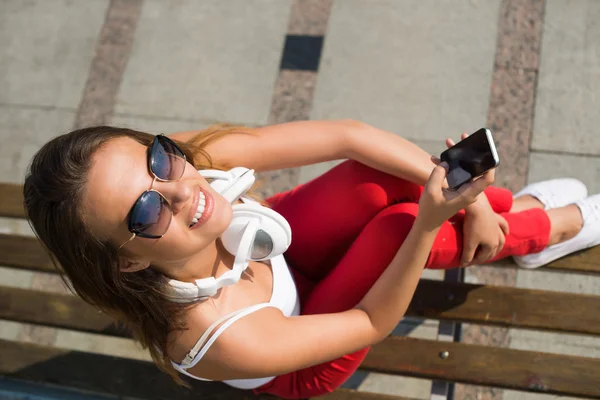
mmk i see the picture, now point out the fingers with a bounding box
[473,244,495,265]
[498,215,510,236]
[446,133,469,149]
[431,155,441,165]
[461,242,478,266]
[425,162,448,192]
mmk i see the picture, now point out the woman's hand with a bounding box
[444,133,508,265]
[417,162,494,232]
[461,208,509,265]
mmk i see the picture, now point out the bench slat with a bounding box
[2,231,600,276]
[0,234,57,273]
[365,337,600,398]
[2,282,600,336]
[0,286,126,337]
[320,389,415,400]
[0,183,25,219]
[542,246,600,274]
[409,280,600,335]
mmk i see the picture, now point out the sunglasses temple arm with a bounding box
[117,232,136,251]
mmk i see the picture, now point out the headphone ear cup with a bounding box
[200,168,256,204]
[220,203,292,261]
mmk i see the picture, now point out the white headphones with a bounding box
[166,167,292,301]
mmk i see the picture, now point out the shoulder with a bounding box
[166,300,220,364]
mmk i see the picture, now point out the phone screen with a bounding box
[440,128,498,189]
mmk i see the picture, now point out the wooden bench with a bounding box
[1,181,599,399]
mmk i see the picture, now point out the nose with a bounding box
[154,179,192,215]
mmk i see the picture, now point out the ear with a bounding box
[119,257,150,273]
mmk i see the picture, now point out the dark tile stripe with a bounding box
[261,1,334,193]
[455,1,546,399]
[280,35,324,72]
[73,0,143,129]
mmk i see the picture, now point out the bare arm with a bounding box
[178,164,493,380]
[169,120,488,208]
[183,217,440,380]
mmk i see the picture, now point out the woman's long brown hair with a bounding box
[23,124,257,385]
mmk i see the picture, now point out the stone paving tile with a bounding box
[503,391,578,400]
[110,114,212,135]
[510,328,600,358]
[0,107,76,184]
[487,68,537,191]
[527,152,600,194]
[116,0,291,126]
[288,0,333,36]
[0,320,21,341]
[55,330,151,361]
[494,0,545,70]
[0,217,34,236]
[358,374,432,399]
[531,0,600,155]
[0,266,34,289]
[18,324,57,346]
[0,0,108,108]
[311,0,500,142]
[30,271,72,295]
[268,70,317,124]
[74,0,143,129]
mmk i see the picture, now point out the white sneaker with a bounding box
[513,194,600,269]
[514,178,587,209]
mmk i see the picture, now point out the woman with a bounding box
[23,120,599,399]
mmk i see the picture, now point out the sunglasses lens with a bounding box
[150,136,186,180]
[129,191,171,238]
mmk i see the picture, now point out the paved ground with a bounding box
[1,0,599,399]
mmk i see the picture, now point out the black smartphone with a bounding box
[440,128,500,190]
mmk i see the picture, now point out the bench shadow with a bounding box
[7,349,278,400]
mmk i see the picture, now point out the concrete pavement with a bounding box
[1,0,598,399]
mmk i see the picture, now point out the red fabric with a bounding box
[254,160,551,399]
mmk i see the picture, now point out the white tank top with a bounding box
[171,254,301,389]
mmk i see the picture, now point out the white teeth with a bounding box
[190,192,207,227]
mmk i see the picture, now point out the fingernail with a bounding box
[440,162,449,169]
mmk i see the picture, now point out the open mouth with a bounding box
[189,188,214,229]
[189,191,206,228]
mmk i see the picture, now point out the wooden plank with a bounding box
[364,337,600,398]
[0,234,57,274]
[491,246,600,275]
[0,286,126,337]
[407,280,600,335]
[0,339,274,400]
[2,281,600,337]
[541,245,600,274]
[0,183,25,219]
[318,389,415,400]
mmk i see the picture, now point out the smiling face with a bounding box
[83,137,233,273]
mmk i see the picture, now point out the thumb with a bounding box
[498,215,510,236]
[426,162,448,191]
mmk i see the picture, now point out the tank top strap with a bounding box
[173,302,276,372]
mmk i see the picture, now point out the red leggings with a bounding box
[254,160,551,399]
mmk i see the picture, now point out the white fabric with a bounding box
[514,194,600,269]
[171,254,301,389]
[514,178,587,210]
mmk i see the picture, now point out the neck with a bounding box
[154,239,235,283]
